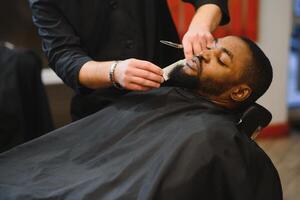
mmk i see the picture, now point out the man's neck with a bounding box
[195,90,238,110]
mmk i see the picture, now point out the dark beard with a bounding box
[168,57,234,96]
[167,64,200,89]
[197,76,234,96]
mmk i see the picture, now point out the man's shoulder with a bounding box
[122,87,218,106]
[186,116,277,171]
[118,87,193,107]
[186,114,240,147]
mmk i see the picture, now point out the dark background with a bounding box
[0,0,46,66]
[0,0,73,128]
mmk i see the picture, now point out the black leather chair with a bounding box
[237,103,272,139]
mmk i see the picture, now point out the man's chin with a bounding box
[182,57,202,76]
[181,65,197,76]
[168,64,199,89]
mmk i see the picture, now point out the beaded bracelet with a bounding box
[109,61,123,90]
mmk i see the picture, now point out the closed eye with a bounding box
[217,58,226,66]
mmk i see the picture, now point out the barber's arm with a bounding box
[29,0,93,93]
[79,59,164,91]
[29,0,163,93]
[182,0,230,59]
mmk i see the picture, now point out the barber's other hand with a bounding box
[182,26,214,59]
[114,59,164,91]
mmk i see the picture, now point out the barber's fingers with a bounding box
[134,60,163,76]
[125,59,164,84]
[205,33,215,48]
[182,30,215,58]
[121,59,163,78]
[131,68,164,84]
[125,68,163,89]
[199,33,215,51]
[192,42,202,57]
[114,58,164,91]
[128,77,161,88]
[182,35,194,60]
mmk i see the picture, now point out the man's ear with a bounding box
[230,84,252,102]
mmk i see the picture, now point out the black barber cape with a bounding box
[0,87,282,200]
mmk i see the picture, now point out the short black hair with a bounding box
[238,37,273,106]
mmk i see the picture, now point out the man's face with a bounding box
[169,36,252,96]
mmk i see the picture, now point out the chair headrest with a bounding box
[237,103,272,138]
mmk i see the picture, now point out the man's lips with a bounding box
[185,56,202,74]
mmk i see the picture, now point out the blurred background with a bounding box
[0,0,299,199]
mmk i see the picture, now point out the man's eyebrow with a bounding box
[215,38,234,60]
[220,47,234,60]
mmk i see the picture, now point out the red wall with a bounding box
[167,0,259,41]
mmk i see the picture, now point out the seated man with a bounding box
[0,36,282,200]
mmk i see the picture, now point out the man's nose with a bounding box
[199,50,211,63]
[200,47,222,61]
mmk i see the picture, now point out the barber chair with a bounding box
[236,103,272,139]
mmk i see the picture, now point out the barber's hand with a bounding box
[182,26,215,59]
[114,59,164,91]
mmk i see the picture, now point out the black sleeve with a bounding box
[28,0,92,93]
[182,0,230,25]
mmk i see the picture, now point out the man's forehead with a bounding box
[217,36,251,61]
[216,36,248,52]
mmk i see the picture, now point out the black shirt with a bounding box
[29,0,230,119]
